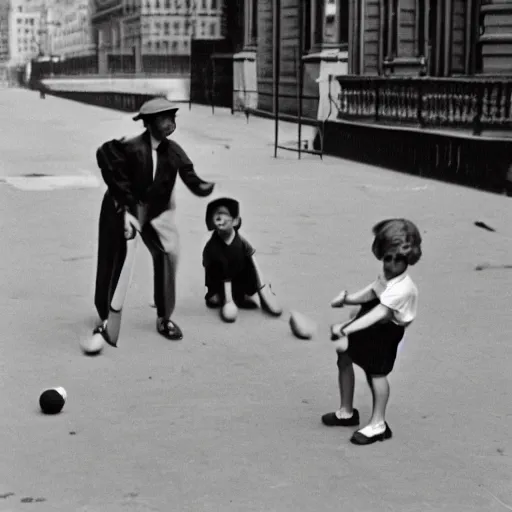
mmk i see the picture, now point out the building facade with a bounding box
[7,0,43,66]
[49,0,94,59]
[322,0,512,193]
[232,0,350,119]
[0,0,10,63]
[347,0,512,78]
[92,0,224,74]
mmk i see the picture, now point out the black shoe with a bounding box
[93,323,117,348]
[205,294,222,309]
[234,295,259,309]
[156,318,183,341]
[321,409,360,427]
[350,423,392,445]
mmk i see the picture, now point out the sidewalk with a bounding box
[0,89,511,512]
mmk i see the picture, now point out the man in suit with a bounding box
[94,97,215,343]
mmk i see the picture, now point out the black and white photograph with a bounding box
[0,0,511,510]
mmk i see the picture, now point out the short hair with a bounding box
[371,219,422,266]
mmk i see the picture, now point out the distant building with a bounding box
[0,0,10,63]
[7,0,43,66]
[93,0,224,74]
[49,0,94,59]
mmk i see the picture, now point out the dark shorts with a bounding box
[338,299,405,376]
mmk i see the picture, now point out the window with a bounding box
[309,0,348,51]
[383,0,426,61]
[245,0,257,47]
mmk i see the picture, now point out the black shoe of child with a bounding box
[205,294,222,309]
[321,409,360,427]
[234,295,259,309]
[156,318,183,340]
[350,423,392,445]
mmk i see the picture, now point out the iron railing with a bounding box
[334,76,512,136]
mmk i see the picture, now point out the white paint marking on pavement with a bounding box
[358,184,431,192]
[4,174,99,191]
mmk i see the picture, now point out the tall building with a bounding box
[0,0,10,63]
[49,0,94,59]
[8,0,44,66]
[138,0,223,57]
[93,0,224,74]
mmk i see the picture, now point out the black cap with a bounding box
[205,197,240,231]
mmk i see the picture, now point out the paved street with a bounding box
[0,88,511,512]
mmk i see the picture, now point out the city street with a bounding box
[0,88,511,512]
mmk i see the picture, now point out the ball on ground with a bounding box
[80,332,105,356]
[39,387,67,415]
[289,311,317,340]
[221,302,238,323]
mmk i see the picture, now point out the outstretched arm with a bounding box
[331,283,376,307]
[179,164,215,196]
[169,140,215,197]
[250,255,264,290]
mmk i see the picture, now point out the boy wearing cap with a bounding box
[94,97,215,343]
[202,197,282,323]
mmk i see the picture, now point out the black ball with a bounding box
[39,388,66,415]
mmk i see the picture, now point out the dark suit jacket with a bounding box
[96,130,212,220]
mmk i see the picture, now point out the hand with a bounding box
[330,324,348,352]
[124,211,141,240]
[330,323,347,341]
[332,337,348,353]
[330,290,347,308]
[198,182,215,196]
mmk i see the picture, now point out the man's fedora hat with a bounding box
[133,97,180,121]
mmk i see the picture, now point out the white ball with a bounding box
[289,311,317,340]
[221,302,238,322]
[80,333,105,356]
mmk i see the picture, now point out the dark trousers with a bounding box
[94,192,178,321]
[204,257,259,303]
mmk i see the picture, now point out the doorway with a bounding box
[427,0,445,76]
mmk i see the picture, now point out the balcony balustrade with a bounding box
[334,76,512,137]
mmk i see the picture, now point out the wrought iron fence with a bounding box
[334,76,512,135]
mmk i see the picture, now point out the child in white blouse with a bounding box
[324,219,422,445]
